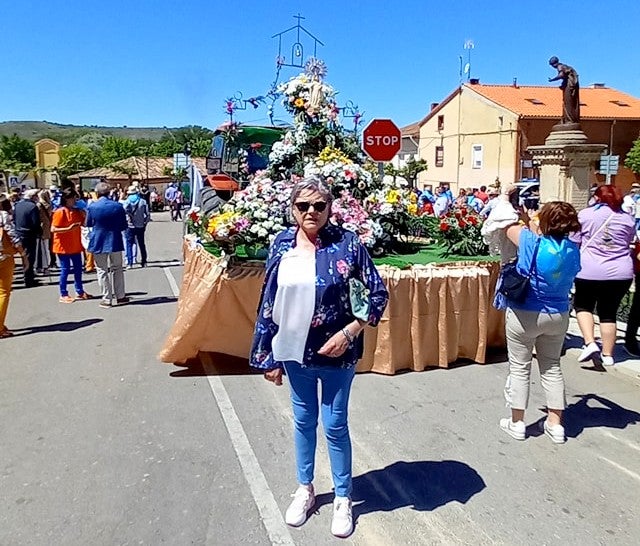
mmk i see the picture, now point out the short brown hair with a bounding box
[537,201,580,239]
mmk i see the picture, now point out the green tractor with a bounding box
[205,124,286,189]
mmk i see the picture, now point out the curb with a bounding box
[608,361,640,385]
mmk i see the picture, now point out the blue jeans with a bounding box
[283,362,356,497]
[58,253,84,297]
[125,227,147,266]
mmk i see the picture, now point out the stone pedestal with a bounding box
[528,129,606,210]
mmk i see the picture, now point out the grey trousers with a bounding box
[504,307,568,411]
[94,252,125,302]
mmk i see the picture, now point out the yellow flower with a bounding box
[386,190,400,204]
[409,193,417,204]
[294,98,305,108]
[407,203,418,215]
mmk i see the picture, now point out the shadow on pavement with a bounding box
[313,460,485,522]
[527,393,640,439]
[170,352,252,377]
[12,318,103,336]
[128,296,177,306]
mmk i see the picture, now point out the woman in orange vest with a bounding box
[51,188,92,303]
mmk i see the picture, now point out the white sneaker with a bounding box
[601,355,615,366]
[544,421,566,444]
[578,342,600,362]
[284,485,315,527]
[331,496,353,538]
[499,418,526,440]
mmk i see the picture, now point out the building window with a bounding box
[437,115,444,131]
[472,144,483,169]
[435,146,444,167]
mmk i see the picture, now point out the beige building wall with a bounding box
[418,87,519,192]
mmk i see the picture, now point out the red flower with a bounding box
[458,220,467,228]
[468,216,478,225]
[460,208,468,217]
[189,211,199,222]
[454,211,461,219]
[440,222,449,231]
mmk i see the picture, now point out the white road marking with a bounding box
[598,430,640,452]
[599,456,640,482]
[163,268,295,546]
[162,267,181,298]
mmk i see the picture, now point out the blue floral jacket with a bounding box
[250,224,389,370]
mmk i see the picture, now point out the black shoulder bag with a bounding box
[498,237,541,303]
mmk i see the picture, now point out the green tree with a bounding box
[153,126,214,157]
[383,157,428,187]
[99,136,141,166]
[398,157,428,187]
[75,132,107,152]
[625,136,640,177]
[0,134,36,172]
[58,143,99,176]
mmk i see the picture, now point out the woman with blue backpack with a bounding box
[485,193,581,444]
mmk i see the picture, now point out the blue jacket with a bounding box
[250,225,389,371]
[86,197,127,253]
[124,194,150,228]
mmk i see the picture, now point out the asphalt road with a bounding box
[2,211,640,546]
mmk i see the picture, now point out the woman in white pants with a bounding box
[492,199,581,444]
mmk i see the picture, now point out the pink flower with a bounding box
[336,260,350,277]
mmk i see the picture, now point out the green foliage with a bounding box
[58,143,99,176]
[384,157,428,187]
[98,136,141,166]
[75,132,107,152]
[625,135,640,176]
[0,134,36,172]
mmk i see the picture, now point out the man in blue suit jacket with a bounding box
[87,182,129,308]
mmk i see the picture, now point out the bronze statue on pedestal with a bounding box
[548,56,580,128]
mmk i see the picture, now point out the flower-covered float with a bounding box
[186,58,489,264]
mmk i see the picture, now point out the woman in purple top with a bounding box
[572,185,635,366]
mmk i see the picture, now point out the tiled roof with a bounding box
[401,121,421,138]
[467,84,640,119]
[70,156,207,180]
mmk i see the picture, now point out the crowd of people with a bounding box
[413,182,504,218]
[0,178,152,336]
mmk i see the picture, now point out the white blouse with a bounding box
[272,247,316,364]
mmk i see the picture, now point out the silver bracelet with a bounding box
[341,327,354,344]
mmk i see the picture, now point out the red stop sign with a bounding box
[362,119,402,162]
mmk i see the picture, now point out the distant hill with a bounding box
[0,121,204,143]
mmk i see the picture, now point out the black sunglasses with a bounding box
[294,201,328,213]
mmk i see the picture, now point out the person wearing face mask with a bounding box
[250,176,388,538]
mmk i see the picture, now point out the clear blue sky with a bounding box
[2,0,639,130]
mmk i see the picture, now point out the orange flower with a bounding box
[294,98,305,108]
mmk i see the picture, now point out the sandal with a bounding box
[0,329,14,338]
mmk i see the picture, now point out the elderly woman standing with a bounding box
[251,176,388,537]
[572,185,635,366]
[0,194,29,337]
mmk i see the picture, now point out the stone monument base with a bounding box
[528,129,606,210]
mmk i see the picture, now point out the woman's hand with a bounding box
[264,368,283,386]
[318,331,350,357]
